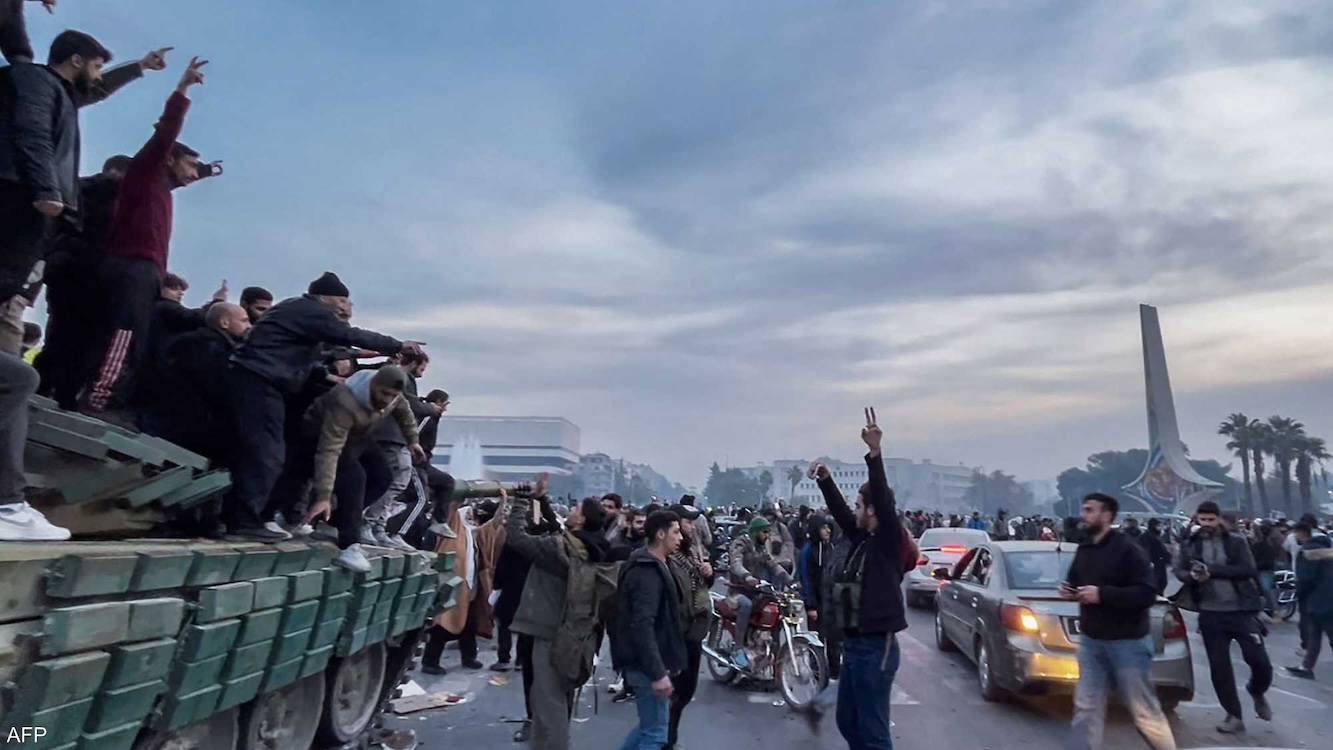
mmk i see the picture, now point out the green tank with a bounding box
[0,397,502,750]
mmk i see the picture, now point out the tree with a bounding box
[1218,413,1259,515]
[1295,435,1330,515]
[786,465,804,503]
[703,464,766,508]
[965,470,1033,516]
[757,470,774,502]
[1266,416,1305,514]
[1250,422,1273,516]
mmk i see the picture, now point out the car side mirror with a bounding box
[931,567,952,581]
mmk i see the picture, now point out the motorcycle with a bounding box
[1275,569,1298,621]
[701,581,829,711]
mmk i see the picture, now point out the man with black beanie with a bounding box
[223,271,421,541]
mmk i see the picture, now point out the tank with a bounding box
[0,397,497,750]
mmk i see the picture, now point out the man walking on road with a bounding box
[1285,521,1333,678]
[612,510,686,750]
[1174,500,1272,734]
[1062,493,1176,750]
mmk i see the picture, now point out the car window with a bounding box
[951,548,978,580]
[966,548,993,587]
[1004,551,1074,589]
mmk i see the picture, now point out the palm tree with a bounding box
[1218,413,1259,515]
[786,465,804,504]
[1295,435,1330,515]
[1266,415,1306,514]
[1250,422,1273,516]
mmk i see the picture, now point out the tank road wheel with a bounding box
[133,708,239,750]
[318,641,388,745]
[238,673,325,750]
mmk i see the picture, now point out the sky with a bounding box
[25,1,1333,488]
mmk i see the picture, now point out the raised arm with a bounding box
[0,0,33,63]
[814,462,857,538]
[504,496,568,575]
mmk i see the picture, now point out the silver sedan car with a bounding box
[934,541,1194,710]
[904,528,990,608]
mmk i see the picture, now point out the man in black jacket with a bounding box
[223,271,420,541]
[612,510,685,750]
[1061,493,1175,750]
[140,302,249,463]
[1174,500,1272,734]
[810,408,904,749]
[1,32,168,351]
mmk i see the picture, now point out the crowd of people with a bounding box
[0,7,458,576]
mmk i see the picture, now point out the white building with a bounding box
[578,452,619,497]
[765,456,978,510]
[432,416,580,482]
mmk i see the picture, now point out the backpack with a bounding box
[551,532,621,687]
[898,526,918,575]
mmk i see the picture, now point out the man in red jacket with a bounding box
[84,56,217,414]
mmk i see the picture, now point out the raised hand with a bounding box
[861,406,882,455]
[807,460,828,481]
[211,278,228,302]
[140,47,173,71]
[176,56,208,92]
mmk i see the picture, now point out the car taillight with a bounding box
[1163,609,1187,640]
[1000,604,1040,634]
[916,555,928,567]
[941,545,967,554]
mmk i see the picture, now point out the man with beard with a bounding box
[727,514,791,669]
[84,56,219,413]
[504,486,610,750]
[239,286,272,323]
[1061,493,1175,750]
[1175,500,1272,734]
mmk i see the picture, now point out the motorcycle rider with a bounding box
[727,515,789,668]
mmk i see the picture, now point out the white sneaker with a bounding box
[334,544,372,573]
[360,525,380,546]
[374,527,415,552]
[0,503,72,541]
[290,523,314,537]
[428,521,458,540]
[262,521,293,541]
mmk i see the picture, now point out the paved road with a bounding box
[399,604,1331,749]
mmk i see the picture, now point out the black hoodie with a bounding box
[612,547,685,681]
[1065,529,1157,640]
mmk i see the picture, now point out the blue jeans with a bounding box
[836,634,899,750]
[1258,571,1276,614]
[618,671,669,750]
[1067,637,1175,750]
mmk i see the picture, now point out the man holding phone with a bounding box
[1062,493,1175,750]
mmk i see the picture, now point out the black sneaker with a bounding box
[513,720,531,743]
[491,661,512,672]
[462,659,484,670]
[225,526,289,542]
[1285,666,1316,679]
[420,663,447,676]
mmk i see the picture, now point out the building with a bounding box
[578,452,618,497]
[763,456,979,511]
[432,416,580,482]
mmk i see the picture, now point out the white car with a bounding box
[904,528,990,607]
